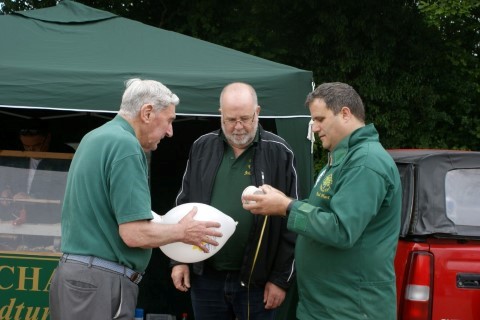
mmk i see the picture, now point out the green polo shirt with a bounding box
[61,116,153,272]
[208,134,257,271]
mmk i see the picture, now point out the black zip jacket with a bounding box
[174,126,298,290]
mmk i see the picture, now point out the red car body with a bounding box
[390,149,480,320]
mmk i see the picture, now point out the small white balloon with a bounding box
[241,185,264,204]
[152,203,237,263]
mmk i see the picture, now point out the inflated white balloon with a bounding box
[241,185,264,204]
[151,210,163,223]
[152,203,237,263]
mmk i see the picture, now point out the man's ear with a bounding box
[140,104,154,123]
[340,106,352,120]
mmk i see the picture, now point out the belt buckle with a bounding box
[129,272,141,284]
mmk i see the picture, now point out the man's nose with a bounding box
[311,123,321,132]
[233,121,245,129]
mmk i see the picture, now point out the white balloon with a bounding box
[241,185,264,204]
[151,210,163,223]
[152,203,237,263]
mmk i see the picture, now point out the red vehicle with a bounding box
[390,149,480,320]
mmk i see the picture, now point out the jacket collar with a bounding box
[328,123,379,166]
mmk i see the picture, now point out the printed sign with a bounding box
[0,252,60,320]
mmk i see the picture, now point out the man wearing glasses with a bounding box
[171,82,299,320]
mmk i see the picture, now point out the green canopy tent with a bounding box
[0,1,313,194]
[0,0,312,318]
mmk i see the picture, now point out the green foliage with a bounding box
[418,0,480,30]
[1,0,56,13]
[417,0,480,149]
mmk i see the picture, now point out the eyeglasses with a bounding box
[222,112,256,127]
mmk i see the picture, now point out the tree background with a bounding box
[1,0,479,170]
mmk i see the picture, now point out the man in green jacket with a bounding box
[243,82,401,319]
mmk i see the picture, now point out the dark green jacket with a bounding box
[288,124,401,319]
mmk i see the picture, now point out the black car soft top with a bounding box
[389,149,480,237]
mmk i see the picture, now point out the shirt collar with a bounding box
[113,114,136,137]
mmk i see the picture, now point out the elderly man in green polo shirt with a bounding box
[49,78,223,320]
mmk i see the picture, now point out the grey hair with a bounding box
[305,82,365,121]
[119,78,179,118]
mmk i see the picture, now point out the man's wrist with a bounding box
[285,199,295,216]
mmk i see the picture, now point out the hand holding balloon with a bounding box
[151,207,220,253]
[178,207,222,252]
[153,203,237,263]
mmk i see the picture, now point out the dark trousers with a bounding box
[191,267,276,320]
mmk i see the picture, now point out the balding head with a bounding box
[219,82,258,112]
